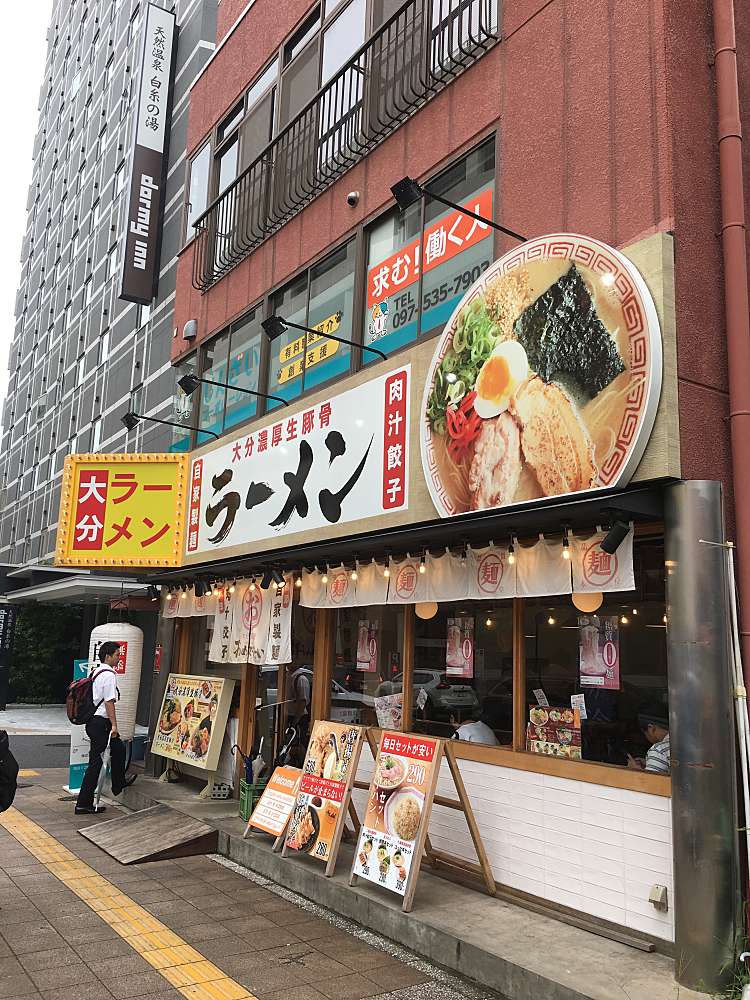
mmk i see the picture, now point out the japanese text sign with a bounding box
[185,366,410,560]
[151,673,235,773]
[351,731,440,900]
[121,2,176,305]
[579,615,621,690]
[55,454,188,568]
[284,722,363,870]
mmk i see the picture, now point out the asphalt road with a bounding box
[7,733,70,769]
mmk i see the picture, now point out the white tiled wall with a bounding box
[353,750,674,941]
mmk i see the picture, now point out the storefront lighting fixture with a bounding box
[419,556,426,574]
[261,315,387,362]
[600,518,630,554]
[508,538,516,565]
[663,613,668,624]
[562,529,571,559]
[321,570,329,584]
[295,574,302,588]
[547,616,556,626]
[194,580,208,597]
[620,615,629,625]
[147,585,159,602]
[485,618,493,628]
[121,410,220,441]
[211,583,220,597]
[350,567,358,581]
[383,564,390,577]
[249,578,257,592]
[390,176,528,244]
[177,372,290,409]
[632,608,638,615]
[228,580,236,594]
[270,569,285,588]
[180,586,188,600]
[260,571,273,589]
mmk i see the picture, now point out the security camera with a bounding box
[346,191,360,207]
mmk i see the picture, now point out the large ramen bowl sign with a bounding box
[420,234,662,517]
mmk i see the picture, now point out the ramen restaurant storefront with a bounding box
[151,231,737,954]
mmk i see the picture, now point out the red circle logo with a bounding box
[243,588,261,629]
[395,564,418,600]
[476,552,504,594]
[582,541,618,586]
[329,571,350,604]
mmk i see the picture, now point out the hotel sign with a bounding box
[120,3,176,305]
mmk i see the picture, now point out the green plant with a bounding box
[8,603,84,703]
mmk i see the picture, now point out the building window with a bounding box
[91,200,101,232]
[198,329,230,442]
[83,278,92,307]
[76,356,85,386]
[363,136,495,358]
[224,307,263,431]
[108,244,119,280]
[139,302,151,327]
[91,417,102,452]
[171,360,195,453]
[99,330,110,365]
[186,142,211,233]
[115,161,126,195]
[267,240,356,408]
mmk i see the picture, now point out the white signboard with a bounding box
[186,366,410,558]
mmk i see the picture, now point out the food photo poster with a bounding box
[284,721,363,866]
[351,732,440,899]
[151,673,235,773]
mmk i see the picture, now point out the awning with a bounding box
[3,573,145,605]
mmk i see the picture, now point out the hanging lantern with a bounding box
[415,602,438,620]
[572,591,603,613]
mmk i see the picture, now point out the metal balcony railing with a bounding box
[191,0,499,291]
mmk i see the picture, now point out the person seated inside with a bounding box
[450,710,500,746]
[627,703,670,774]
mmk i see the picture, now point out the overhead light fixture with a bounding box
[295,574,302,588]
[350,567,358,581]
[249,578,257,592]
[260,570,273,590]
[419,556,426,574]
[211,582,220,597]
[485,618,493,628]
[178,372,289,408]
[562,530,571,560]
[390,175,527,243]
[321,570,329,584]
[120,410,219,441]
[262,315,387,362]
[600,519,630,554]
[180,586,188,600]
[547,616,556,626]
[270,569,285,587]
[383,564,390,578]
[194,580,207,597]
[620,615,629,625]
[508,538,516,565]
[228,580,236,594]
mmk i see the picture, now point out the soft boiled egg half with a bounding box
[474,341,529,419]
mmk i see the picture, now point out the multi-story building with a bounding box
[142,0,750,991]
[0,0,217,586]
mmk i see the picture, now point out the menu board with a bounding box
[351,732,441,907]
[283,721,363,872]
[526,706,582,759]
[374,692,403,730]
[247,766,301,838]
[151,674,235,773]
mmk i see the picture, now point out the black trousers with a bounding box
[76,716,126,808]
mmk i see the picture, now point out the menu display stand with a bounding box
[282,722,364,876]
[351,728,496,912]
[243,765,302,852]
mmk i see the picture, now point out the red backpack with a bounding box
[65,668,115,725]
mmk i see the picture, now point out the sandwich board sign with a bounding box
[245,766,301,847]
[282,721,363,875]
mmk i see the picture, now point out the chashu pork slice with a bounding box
[510,376,597,496]
[468,411,523,511]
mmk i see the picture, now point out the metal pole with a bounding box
[665,480,741,990]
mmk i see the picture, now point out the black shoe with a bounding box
[75,805,106,815]
[124,773,137,788]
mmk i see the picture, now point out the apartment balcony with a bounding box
[191,0,499,291]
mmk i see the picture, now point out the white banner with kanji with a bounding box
[571,527,635,593]
[387,556,429,604]
[265,577,293,665]
[208,590,235,664]
[466,545,517,600]
[185,366,410,559]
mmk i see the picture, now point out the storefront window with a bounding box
[198,330,230,443]
[224,307,262,430]
[332,606,405,729]
[363,136,495,359]
[523,541,668,771]
[170,358,196,452]
[267,241,356,408]
[412,601,513,746]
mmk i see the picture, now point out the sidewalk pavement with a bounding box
[0,769,505,1000]
[0,706,70,735]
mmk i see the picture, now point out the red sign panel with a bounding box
[382,370,408,510]
[72,470,110,551]
[187,458,203,553]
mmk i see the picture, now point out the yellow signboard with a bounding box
[277,311,342,384]
[55,453,188,568]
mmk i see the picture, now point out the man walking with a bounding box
[75,641,135,814]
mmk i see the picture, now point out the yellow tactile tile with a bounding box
[17,769,40,777]
[0,807,258,1000]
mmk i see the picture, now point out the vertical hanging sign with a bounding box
[120,2,176,305]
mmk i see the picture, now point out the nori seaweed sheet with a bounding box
[513,264,625,397]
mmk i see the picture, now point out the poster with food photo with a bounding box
[421,234,662,518]
[284,721,363,868]
[151,673,235,773]
[351,732,440,898]
[579,615,620,689]
[446,616,474,678]
[526,706,582,759]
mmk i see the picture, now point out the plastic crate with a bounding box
[239,778,268,821]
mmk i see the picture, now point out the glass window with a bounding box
[116,161,126,195]
[91,417,102,452]
[523,540,668,771]
[267,241,356,407]
[321,0,365,83]
[285,9,321,64]
[187,143,211,230]
[218,102,244,144]
[83,278,92,306]
[246,59,278,111]
[139,302,151,326]
[217,138,238,194]
[225,308,263,430]
[108,244,118,280]
[77,356,86,386]
[333,606,405,729]
[171,360,195,453]
[198,330,230,442]
[362,137,495,359]
[99,330,110,364]
[412,600,514,746]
